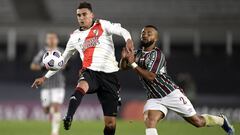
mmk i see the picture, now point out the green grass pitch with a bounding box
[0,120,239,135]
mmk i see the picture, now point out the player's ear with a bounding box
[155,32,159,41]
[56,37,59,45]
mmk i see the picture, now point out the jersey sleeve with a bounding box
[145,50,166,74]
[100,19,131,41]
[62,34,77,65]
[31,50,45,67]
[45,34,77,78]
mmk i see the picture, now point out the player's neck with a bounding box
[48,46,57,50]
[81,25,91,30]
[80,21,95,31]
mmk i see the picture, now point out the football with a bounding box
[42,50,64,71]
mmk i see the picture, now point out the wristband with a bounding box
[131,62,138,69]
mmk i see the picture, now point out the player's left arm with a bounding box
[31,35,76,88]
[103,20,134,51]
[127,51,159,81]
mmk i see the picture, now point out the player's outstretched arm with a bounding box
[126,50,156,81]
[31,34,76,89]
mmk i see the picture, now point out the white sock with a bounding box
[202,114,224,127]
[146,128,158,135]
[51,112,61,135]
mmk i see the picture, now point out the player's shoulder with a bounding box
[40,48,48,54]
[151,47,166,60]
[98,19,110,24]
[98,19,121,27]
[71,28,81,35]
[33,48,47,58]
[68,28,81,42]
[151,47,162,54]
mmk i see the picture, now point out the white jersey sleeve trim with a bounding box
[45,70,57,78]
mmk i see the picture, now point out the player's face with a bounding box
[140,27,158,48]
[77,8,94,29]
[46,33,59,48]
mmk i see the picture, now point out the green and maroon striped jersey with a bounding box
[135,47,180,99]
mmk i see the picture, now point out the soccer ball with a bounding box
[42,50,64,71]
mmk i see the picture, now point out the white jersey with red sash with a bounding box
[45,19,131,78]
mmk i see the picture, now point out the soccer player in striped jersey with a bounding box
[120,25,234,135]
[30,32,65,135]
[31,2,133,135]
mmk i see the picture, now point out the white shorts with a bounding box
[40,88,65,107]
[143,89,196,117]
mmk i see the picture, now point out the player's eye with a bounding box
[77,14,81,17]
[147,32,152,36]
[82,13,87,16]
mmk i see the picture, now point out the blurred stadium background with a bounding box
[0,0,239,134]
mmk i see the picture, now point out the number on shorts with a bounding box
[180,97,187,104]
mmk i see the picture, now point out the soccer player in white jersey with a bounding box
[32,2,133,135]
[120,25,234,135]
[30,32,65,135]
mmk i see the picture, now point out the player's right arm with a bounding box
[126,50,163,81]
[101,20,134,52]
[31,34,77,88]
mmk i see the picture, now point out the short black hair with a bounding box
[78,2,92,11]
[144,25,158,32]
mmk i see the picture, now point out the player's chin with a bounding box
[141,40,148,44]
[79,22,85,27]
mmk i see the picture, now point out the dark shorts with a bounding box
[77,69,121,117]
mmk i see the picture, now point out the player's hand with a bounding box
[126,49,135,64]
[121,47,128,59]
[125,39,134,53]
[31,76,47,88]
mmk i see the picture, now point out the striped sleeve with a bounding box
[31,49,45,66]
[145,50,165,74]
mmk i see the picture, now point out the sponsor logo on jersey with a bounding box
[82,37,100,51]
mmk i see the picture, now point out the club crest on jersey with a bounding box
[93,29,99,36]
